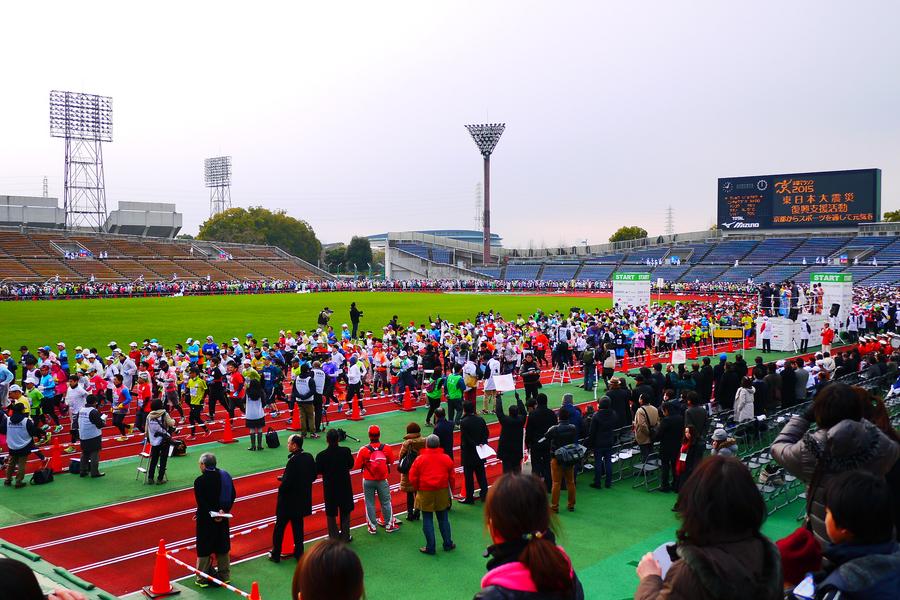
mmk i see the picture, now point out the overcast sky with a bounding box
[1,1,898,247]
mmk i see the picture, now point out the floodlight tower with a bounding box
[50,91,113,231]
[465,123,505,264]
[205,156,232,218]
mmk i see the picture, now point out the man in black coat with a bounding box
[588,397,617,489]
[733,354,748,381]
[316,428,355,542]
[631,374,655,410]
[495,393,527,473]
[194,452,236,586]
[270,434,317,561]
[432,407,454,459]
[349,302,363,339]
[779,361,797,408]
[606,378,632,430]
[651,364,666,406]
[459,401,490,503]
[716,363,740,411]
[653,402,684,492]
[524,393,557,491]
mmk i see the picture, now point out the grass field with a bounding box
[1,292,612,352]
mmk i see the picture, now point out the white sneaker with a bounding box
[360,409,367,416]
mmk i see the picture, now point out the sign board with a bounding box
[756,314,826,352]
[717,169,880,230]
[612,272,651,308]
[811,272,853,331]
[670,350,686,365]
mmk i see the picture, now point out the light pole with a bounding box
[465,123,505,265]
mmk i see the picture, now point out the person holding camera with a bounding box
[316,428,356,542]
[350,302,363,339]
[146,398,176,484]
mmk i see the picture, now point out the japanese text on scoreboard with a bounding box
[717,169,880,230]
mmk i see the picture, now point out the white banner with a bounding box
[612,272,651,308]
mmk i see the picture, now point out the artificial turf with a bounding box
[0,291,612,353]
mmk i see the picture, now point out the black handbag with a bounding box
[265,427,280,449]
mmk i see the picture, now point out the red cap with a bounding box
[776,527,822,586]
[368,425,380,437]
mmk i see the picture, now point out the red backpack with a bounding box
[364,444,389,480]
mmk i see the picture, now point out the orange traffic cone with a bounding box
[249,581,262,600]
[349,397,362,421]
[49,436,62,473]
[288,404,301,431]
[401,388,414,412]
[141,539,179,598]
[644,352,653,368]
[727,339,734,353]
[280,521,294,558]
[219,416,236,444]
[622,353,630,373]
[688,346,698,360]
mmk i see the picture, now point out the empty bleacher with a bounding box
[540,264,579,281]
[472,266,502,278]
[649,264,689,282]
[703,240,758,264]
[865,265,900,286]
[784,237,849,264]
[505,264,542,280]
[578,265,616,281]
[718,265,765,284]
[584,253,625,265]
[623,247,668,264]
[681,264,728,282]
[874,238,900,263]
[742,238,801,265]
[754,265,804,283]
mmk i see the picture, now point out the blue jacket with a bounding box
[816,540,900,599]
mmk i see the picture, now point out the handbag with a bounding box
[265,427,280,449]
[553,443,587,466]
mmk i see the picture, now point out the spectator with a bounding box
[634,456,782,600]
[244,379,267,450]
[588,397,617,489]
[607,378,632,429]
[270,434,317,562]
[77,394,105,478]
[0,557,88,600]
[409,434,456,555]
[544,408,578,513]
[525,393,557,490]
[734,377,755,423]
[432,407,454,459]
[399,422,427,521]
[474,472,584,599]
[291,539,364,600]
[633,392,660,463]
[145,398,175,484]
[559,394,583,435]
[775,527,821,593]
[771,382,899,546]
[682,391,708,480]
[710,428,737,458]
[354,425,399,534]
[316,428,354,542]
[459,401,490,504]
[654,402,683,493]
[193,452,236,587]
[496,392,526,473]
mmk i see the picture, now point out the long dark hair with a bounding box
[0,558,43,600]
[484,473,572,594]
[291,539,364,600]
[676,455,765,546]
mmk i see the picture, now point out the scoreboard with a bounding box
[717,169,881,230]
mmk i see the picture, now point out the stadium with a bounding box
[2,5,900,600]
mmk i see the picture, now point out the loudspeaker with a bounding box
[829,303,841,318]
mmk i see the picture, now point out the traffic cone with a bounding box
[280,521,294,558]
[349,397,363,421]
[288,404,301,431]
[49,436,62,473]
[644,352,652,368]
[219,416,236,444]
[401,388,414,412]
[727,339,734,353]
[622,353,630,373]
[141,539,179,598]
[249,581,262,600]
[688,346,698,360]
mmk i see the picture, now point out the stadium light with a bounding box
[50,90,113,231]
[465,123,505,265]
[205,156,232,218]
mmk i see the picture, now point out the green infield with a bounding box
[0,292,611,353]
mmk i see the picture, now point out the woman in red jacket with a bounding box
[408,434,456,555]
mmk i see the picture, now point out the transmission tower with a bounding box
[205,156,232,218]
[465,123,505,264]
[50,91,113,231]
[665,205,675,236]
[43,176,48,198]
[474,182,482,228]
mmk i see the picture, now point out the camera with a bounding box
[336,428,360,443]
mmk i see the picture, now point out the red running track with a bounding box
[0,421,519,596]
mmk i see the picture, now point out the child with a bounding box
[786,470,899,598]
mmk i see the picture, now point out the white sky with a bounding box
[1,1,898,246]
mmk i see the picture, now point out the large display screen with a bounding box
[717,169,880,230]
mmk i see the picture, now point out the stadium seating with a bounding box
[649,264,689,281]
[472,266,502,278]
[754,265,804,283]
[862,265,900,286]
[742,238,801,265]
[505,264,541,280]
[623,247,669,264]
[718,265,765,284]
[584,253,626,265]
[784,237,849,264]
[540,264,579,281]
[702,240,758,263]
[431,248,453,264]
[681,264,728,282]
[578,265,616,281]
[0,227,324,283]
[395,243,430,260]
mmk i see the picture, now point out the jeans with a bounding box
[550,458,576,511]
[422,510,453,553]
[583,364,596,390]
[363,478,393,527]
[593,446,612,487]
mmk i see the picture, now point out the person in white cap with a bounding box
[759,315,772,353]
[799,316,811,353]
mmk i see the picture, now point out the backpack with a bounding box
[364,444,390,480]
[30,467,54,485]
[218,469,236,512]
[397,445,418,474]
[553,443,587,467]
[171,439,187,457]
